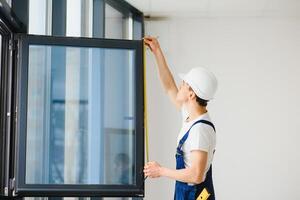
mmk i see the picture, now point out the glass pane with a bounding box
[66,0,93,37]
[105,4,127,39]
[25,44,136,185]
[28,0,50,35]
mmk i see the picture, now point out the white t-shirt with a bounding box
[177,106,216,182]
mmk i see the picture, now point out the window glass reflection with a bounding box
[105,4,127,39]
[26,45,136,185]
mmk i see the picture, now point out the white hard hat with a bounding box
[178,67,218,101]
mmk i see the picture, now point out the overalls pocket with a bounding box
[175,182,195,200]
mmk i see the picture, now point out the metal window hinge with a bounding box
[15,40,19,60]
[9,39,19,52]
[4,187,8,196]
[3,178,16,197]
[9,178,15,191]
[14,106,18,123]
[9,40,13,51]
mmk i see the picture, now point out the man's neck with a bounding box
[186,105,207,122]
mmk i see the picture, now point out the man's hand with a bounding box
[144,161,163,178]
[143,36,161,55]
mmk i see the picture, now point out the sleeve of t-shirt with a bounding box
[186,124,212,152]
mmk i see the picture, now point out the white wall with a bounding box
[144,17,300,200]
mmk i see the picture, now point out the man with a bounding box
[143,36,218,200]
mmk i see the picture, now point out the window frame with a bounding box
[0,20,12,198]
[0,0,25,197]
[14,34,145,198]
[0,0,145,198]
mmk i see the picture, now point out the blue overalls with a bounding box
[174,119,216,200]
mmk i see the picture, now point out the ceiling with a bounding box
[126,0,300,18]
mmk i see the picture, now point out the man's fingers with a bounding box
[144,41,151,46]
[144,162,153,168]
[147,162,153,166]
[143,39,153,45]
[143,36,153,40]
[144,44,153,51]
[143,37,151,42]
[143,40,152,47]
[144,169,151,177]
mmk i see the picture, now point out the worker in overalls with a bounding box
[143,36,218,200]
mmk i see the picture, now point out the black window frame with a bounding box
[0,0,26,197]
[1,0,145,198]
[14,34,145,198]
[0,19,12,198]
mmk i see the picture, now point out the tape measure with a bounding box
[143,42,150,163]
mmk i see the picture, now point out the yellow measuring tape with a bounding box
[143,42,150,163]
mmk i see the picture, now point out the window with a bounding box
[15,35,144,197]
[105,3,127,39]
[0,0,145,198]
[24,0,144,39]
[104,0,144,40]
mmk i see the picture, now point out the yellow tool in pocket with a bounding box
[196,188,210,200]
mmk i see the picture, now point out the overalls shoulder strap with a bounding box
[177,119,216,150]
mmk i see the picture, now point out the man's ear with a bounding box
[189,91,196,100]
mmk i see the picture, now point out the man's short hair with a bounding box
[188,85,208,107]
[196,95,208,107]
